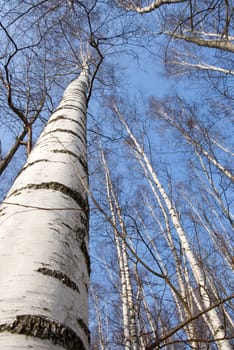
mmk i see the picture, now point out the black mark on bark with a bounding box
[44,128,86,148]
[75,227,86,242]
[37,267,80,293]
[80,241,90,275]
[9,182,89,216]
[77,318,90,340]
[52,150,88,172]
[48,115,86,135]
[0,314,87,350]
[54,100,86,114]
[16,159,50,178]
[80,212,88,227]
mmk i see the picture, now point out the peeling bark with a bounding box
[0,315,86,350]
[37,267,80,293]
[8,182,89,215]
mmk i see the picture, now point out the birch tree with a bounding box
[0,1,233,349]
[150,99,234,183]
[113,104,233,350]
[102,151,140,350]
[0,63,90,350]
[118,0,234,53]
[117,0,234,84]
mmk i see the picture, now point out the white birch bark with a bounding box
[117,0,186,13]
[90,287,105,350]
[114,105,232,350]
[102,153,131,349]
[187,135,234,183]
[172,61,234,75]
[210,138,234,156]
[102,151,139,350]
[116,214,139,350]
[0,65,90,350]
[142,175,189,305]
[134,155,204,348]
[183,193,234,270]
[133,264,157,348]
[193,149,234,226]
[138,206,200,348]
[164,32,234,53]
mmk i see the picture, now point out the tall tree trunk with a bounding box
[102,152,139,350]
[90,286,106,350]
[114,105,232,350]
[0,65,90,350]
[159,111,234,183]
[138,205,199,348]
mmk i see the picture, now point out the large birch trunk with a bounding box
[0,66,90,350]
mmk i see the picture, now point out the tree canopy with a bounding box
[0,1,233,349]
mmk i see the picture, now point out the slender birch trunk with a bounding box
[102,152,139,350]
[196,139,232,181]
[138,206,200,348]
[165,114,234,183]
[102,153,131,349]
[112,198,139,350]
[90,287,105,350]
[133,264,156,347]
[142,175,189,305]
[114,105,232,350]
[183,193,234,270]
[194,149,233,226]
[0,65,90,350]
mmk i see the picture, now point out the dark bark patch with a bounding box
[0,206,7,215]
[0,314,87,350]
[44,129,86,148]
[80,212,88,227]
[75,227,86,242]
[48,116,86,135]
[78,156,88,173]
[18,159,50,177]
[52,150,88,172]
[37,267,80,293]
[80,241,90,276]
[9,182,89,216]
[54,103,86,115]
[77,318,90,340]
[18,153,88,178]
[62,224,90,274]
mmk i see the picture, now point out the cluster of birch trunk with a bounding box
[89,103,233,349]
[0,1,233,350]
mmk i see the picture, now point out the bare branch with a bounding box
[146,294,234,350]
[165,32,234,53]
[117,0,187,13]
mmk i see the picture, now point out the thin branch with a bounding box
[146,294,234,350]
[165,32,234,53]
[117,0,187,13]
